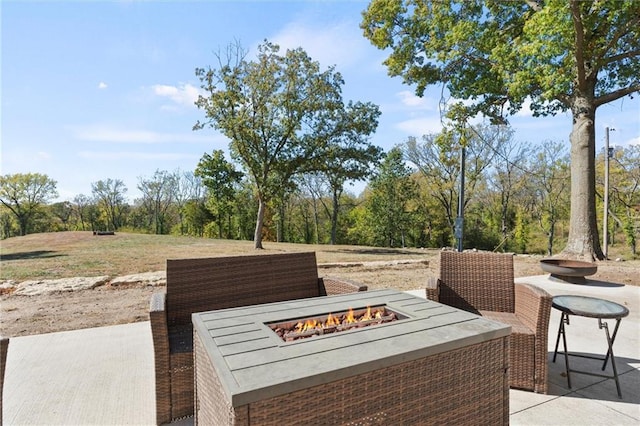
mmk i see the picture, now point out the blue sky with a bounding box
[2,1,639,203]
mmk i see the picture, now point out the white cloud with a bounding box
[151,83,201,107]
[623,135,640,146]
[396,117,445,136]
[70,124,225,145]
[267,19,369,70]
[98,82,108,89]
[396,90,438,110]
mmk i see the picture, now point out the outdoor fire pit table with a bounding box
[192,289,511,425]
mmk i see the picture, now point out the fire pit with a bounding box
[193,289,510,425]
[540,258,598,283]
[267,305,404,341]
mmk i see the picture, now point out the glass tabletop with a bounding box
[552,295,629,319]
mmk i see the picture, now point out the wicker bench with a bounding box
[426,251,552,394]
[149,252,367,424]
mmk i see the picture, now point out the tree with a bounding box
[362,0,640,260]
[403,124,502,246]
[0,173,58,236]
[526,141,571,256]
[486,134,530,251]
[195,150,243,238]
[50,201,73,231]
[605,145,640,255]
[194,40,343,248]
[317,101,382,244]
[137,170,177,234]
[366,147,418,247]
[91,178,128,231]
[72,194,93,231]
[172,170,203,235]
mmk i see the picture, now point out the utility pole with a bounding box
[603,127,614,259]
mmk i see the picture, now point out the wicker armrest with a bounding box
[149,291,169,352]
[150,292,167,324]
[514,282,552,394]
[425,277,440,301]
[319,277,368,295]
[149,292,172,424]
[514,283,552,335]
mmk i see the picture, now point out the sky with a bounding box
[2,0,639,203]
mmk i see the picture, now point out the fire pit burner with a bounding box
[267,305,404,342]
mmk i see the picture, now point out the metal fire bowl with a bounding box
[540,259,598,284]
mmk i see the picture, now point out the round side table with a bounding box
[552,295,629,398]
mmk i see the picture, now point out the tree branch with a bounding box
[602,14,640,57]
[602,49,640,66]
[595,83,640,107]
[570,0,587,90]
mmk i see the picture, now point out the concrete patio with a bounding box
[3,274,639,425]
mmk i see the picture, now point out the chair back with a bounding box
[166,252,321,326]
[438,251,515,313]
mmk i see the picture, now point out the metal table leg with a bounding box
[552,312,571,389]
[552,312,624,399]
[599,317,623,398]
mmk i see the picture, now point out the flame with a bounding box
[345,308,356,323]
[325,313,339,327]
[295,319,319,333]
[361,306,372,321]
[288,306,388,337]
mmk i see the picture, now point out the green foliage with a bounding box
[137,170,179,235]
[194,40,345,248]
[195,150,244,238]
[50,201,73,231]
[524,141,571,256]
[403,123,504,246]
[514,206,531,254]
[622,218,636,257]
[366,147,419,247]
[0,172,58,236]
[91,178,128,231]
[183,199,214,237]
[362,0,640,120]
[316,100,383,244]
[362,0,640,259]
[344,201,376,246]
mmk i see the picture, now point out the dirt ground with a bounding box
[1,255,636,337]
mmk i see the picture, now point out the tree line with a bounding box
[1,131,638,257]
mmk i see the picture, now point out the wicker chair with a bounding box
[1,336,8,426]
[150,251,367,424]
[426,251,552,393]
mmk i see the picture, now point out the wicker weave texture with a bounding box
[195,335,509,425]
[151,252,367,424]
[429,251,552,394]
[439,251,515,312]
[166,253,321,327]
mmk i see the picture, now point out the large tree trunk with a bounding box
[254,197,266,249]
[562,96,604,261]
[330,188,341,245]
